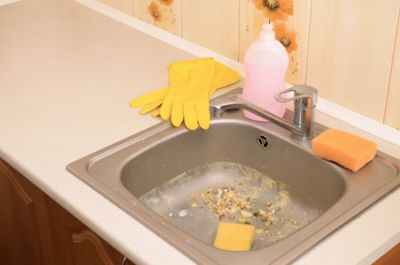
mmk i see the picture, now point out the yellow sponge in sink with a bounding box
[213,222,255,251]
[312,128,377,172]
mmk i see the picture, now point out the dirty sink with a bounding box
[67,88,400,265]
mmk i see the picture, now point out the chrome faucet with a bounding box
[210,85,318,141]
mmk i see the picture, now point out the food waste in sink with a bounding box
[139,162,323,250]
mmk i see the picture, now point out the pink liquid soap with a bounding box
[242,23,289,121]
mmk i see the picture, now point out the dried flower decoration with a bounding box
[148,2,162,22]
[273,21,297,53]
[252,0,293,21]
[159,0,174,6]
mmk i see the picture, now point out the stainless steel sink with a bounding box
[68,89,400,265]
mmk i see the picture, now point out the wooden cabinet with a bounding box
[0,158,55,265]
[46,198,126,265]
[0,158,135,265]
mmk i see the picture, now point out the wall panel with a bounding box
[306,0,399,121]
[98,0,133,15]
[384,7,400,129]
[181,0,239,60]
[238,0,255,63]
[133,0,181,35]
[289,0,311,84]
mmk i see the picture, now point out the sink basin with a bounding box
[68,90,400,265]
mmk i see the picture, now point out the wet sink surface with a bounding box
[68,92,400,265]
[122,121,344,251]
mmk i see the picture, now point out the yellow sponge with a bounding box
[213,222,255,251]
[312,128,377,172]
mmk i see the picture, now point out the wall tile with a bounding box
[181,0,239,60]
[384,6,400,129]
[98,0,134,15]
[306,0,399,121]
[133,0,181,35]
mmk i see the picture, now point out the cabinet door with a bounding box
[0,159,55,265]
[0,157,135,265]
[46,197,127,265]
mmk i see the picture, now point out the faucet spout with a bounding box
[211,85,318,141]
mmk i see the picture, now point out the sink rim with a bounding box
[67,91,400,265]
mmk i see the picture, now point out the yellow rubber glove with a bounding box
[131,88,166,116]
[130,59,240,123]
[160,57,216,130]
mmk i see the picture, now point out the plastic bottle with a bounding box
[242,22,289,121]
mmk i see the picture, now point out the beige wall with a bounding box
[99,0,400,130]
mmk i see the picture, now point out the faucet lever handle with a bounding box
[274,85,318,107]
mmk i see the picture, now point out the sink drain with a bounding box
[257,135,270,149]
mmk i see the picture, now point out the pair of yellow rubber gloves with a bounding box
[130,58,240,130]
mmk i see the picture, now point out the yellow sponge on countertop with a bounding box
[213,222,255,251]
[312,128,377,172]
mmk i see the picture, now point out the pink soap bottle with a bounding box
[242,23,289,121]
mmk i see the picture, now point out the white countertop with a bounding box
[1,0,400,264]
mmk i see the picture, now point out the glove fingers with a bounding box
[151,109,160,117]
[130,88,168,108]
[139,100,162,115]
[160,97,173,120]
[184,101,198,130]
[195,99,210,130]
[171,102,184,127]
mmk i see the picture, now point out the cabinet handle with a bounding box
[121,256,127,265]
[72,229,115,265]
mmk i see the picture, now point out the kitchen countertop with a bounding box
[1,0,400,264]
